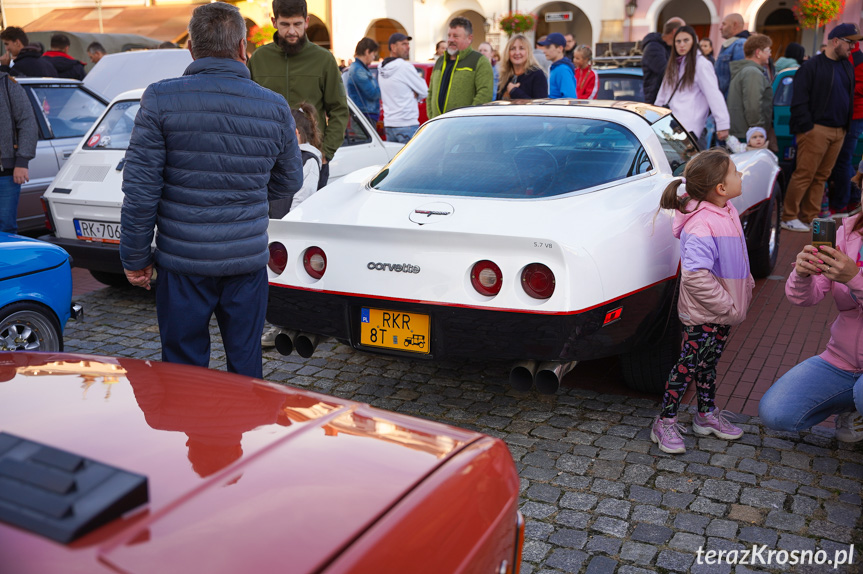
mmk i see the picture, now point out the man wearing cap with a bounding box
[379,32,428,142]
[539,33,576,99]
[782,23,859,232]
[428,16,493,118]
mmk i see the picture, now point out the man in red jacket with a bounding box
[42,34,86,80]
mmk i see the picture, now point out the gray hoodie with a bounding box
[0,73,37,171]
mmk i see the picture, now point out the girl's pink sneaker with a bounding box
[693,410,743,440]
[651,416,686,454]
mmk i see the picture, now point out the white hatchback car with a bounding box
[263,100,782,394]
[40,92,402,287]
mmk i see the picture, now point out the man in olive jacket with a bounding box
[249,0,347,187]
[727,34,774,141]
[428,17,493,118]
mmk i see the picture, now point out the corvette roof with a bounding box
[480,99,671,125]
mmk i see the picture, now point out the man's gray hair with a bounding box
[449,16,472,36]
[188,2,246,59]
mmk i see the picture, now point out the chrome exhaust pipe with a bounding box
[510,360,538,391]
[294,332,322,358]
[535,361,577,394]
[274,330,297,356]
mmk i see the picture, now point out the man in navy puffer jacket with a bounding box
[120,2,302,377]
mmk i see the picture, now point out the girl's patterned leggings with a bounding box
[660,323,731,418]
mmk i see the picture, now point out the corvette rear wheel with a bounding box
[619,318,681,394]
[0,302,63,352]
[748,185,781,278]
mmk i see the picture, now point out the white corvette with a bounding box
[266,100,782,394]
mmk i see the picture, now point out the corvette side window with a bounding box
[651,115,697,176]
[343,108,372,147]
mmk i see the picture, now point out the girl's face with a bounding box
[509,40,527,66]
[573,52,587,69]
[675,32,694,56]
[748,132,767,148]
[720,160,743,200]
[699,39,712,55]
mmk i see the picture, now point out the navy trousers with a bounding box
[155,267,267,378]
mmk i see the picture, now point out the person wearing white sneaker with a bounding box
[760,214,863,442]
[780,218,810,232]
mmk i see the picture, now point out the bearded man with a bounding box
[249,0,347,187]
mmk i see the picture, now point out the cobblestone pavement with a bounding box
[63,279,862,574]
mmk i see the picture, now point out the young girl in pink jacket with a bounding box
[759,215,863,442]
[652,148,755,454]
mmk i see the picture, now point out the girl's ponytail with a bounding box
[659,178,689,213]
[291,102,323,152]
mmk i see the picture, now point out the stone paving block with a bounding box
[548,528,588,549]
[596,498,631,519]
[622,464,654,485]
[620,541,657,565]
[726,504,764,525]
[525,521,555,541]
[521,467,559,481]
[780,450,812,470]
[770,465,814,485]
[706,519,738,539]
[625,452,654,465]
[617,566,654,574]
[629,485,662,505]
[738,526,778,547]
[597,449,627,461]
[820,475,860,493]
[690,497,727,516]
[584,555,618,574]
[544,549,588,572]
[663,492,697,510]
[656,549,695,572]
[560,492,598,511]
[680,450,711,463]
[555,510,590,529]
[690,561,732,574]
[764,510,806,532]
[631,504,670,525]
[630,522,673,544]
[520,501,557,519]
[522,539,552,562]
[823,502,862,528]
[777,533,817,552]
[674,512,711,535]
[586,534,623,555]
[688,463,726,478]
[591,459,625,479]
[551,474,591,490]
[698,438,728,453]
[726,443,756,458]
[705,537,745,553]
[591,516,629,538]
[655,474,700,494]
[701,479,741,503]
[737,458,768,475]
[669,532,706,553]
[840,462,863,480]
[839,493,862,506]
[591,478,627,497]
[813,456,839,474]
[657,458,686,473]
[798,485,832,499]
[740,488,786,510]
[725,471,757,485]
[572,445,599,457]
[760,478,797,494]
[526,484,562,504]
[555,454,592,475]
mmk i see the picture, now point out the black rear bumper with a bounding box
[267,278,677,362]
[39,235,123,273]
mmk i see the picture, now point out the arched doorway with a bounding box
[658,0,711,42]
[365,18,408,59]
[535,2,592,49]
[308,14,330,50]
[754,0,800,60]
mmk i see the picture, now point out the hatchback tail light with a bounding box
[268,242,287,274]
[303,246,327,279]
[40,197,55,232]
[521,263,555,299]
[470,260,502,296]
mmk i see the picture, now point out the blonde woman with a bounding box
[498,34,548,100]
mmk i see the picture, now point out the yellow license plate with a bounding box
[360,308,430,354]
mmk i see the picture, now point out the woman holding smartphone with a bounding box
[497,34,548,100]
[759,214,863,442]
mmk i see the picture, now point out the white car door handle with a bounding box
[63,150,73,159]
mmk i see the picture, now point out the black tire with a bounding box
[90,270,131,288]
[618,318,681,394]
[0,301,63,352]
[748,184,781,278]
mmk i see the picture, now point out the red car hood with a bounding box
[0,353,481,574]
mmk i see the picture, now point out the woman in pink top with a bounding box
[655,26,729,143]
[651,148,754,454]
[759,215,863,442]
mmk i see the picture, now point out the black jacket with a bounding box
[789,52,854,135]
[0,48,57,78]
[42,51,86,80]
[499,67,549,100]
[641,32,670,105]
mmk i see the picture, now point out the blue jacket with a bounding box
[715,34,748,98]
[549,58,577,99]
[120,57,303,277]
[344,59,380,117]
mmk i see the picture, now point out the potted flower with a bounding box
[793,0,844,28]
[498,12,536,36]
[248,24,277,47]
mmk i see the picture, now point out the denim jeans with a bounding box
[828,117,863,209]
[385,125,419,143]
[0,174,21,234]
[759,356,863,431]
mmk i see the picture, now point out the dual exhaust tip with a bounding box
[274,330,322,358]
[510,360,577,394]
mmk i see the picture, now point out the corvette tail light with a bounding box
[40,197,55,232]
[471,260,502,296]
[303,246,327,279]
[268,242,287,274]
[521,263,555,299]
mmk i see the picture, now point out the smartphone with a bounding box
[811,218,836,249]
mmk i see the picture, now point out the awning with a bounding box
[24,5,197,44]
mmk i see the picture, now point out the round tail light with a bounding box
[470,260,502,296]
[521,263,555,299]
[268,242,287,274]
[303,246,327,279]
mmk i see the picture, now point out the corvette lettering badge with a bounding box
[367,262,421,273]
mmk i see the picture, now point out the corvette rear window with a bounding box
[83,100,140,151]
[370,115,651,198]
